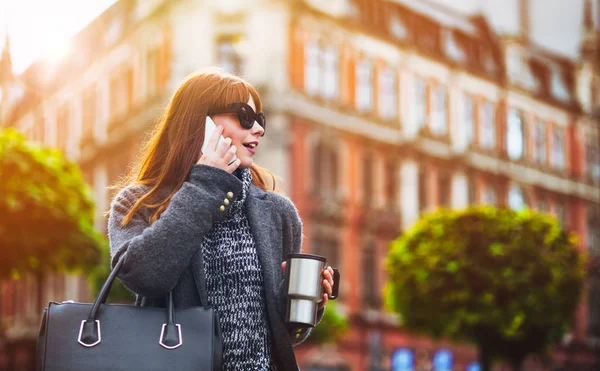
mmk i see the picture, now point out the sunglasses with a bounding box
[208,102,266,134]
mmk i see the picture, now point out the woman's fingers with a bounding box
[216,136,232,157]
[319,294,328,310]
[223,144,237,164]
[206,124,223,152]
[226,158,241,173]
[323,279,332,296]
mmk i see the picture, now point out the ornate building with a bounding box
[0,0,599,369]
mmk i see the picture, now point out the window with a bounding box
[384,160,398,208]
[362,152,373,206]
[467,175,476,205]
[389,14,408,40]
[479,101,495,150]
[378,66,397,120]
[588,204,600,256]
[415,77,427,129]
[508,185,526,211]
[363,242,378,308]
[82,85,97,142]
[110,65,132,118]
[438,172,451,208]
[431,85,447,135]
[537,193,547,213]
[217,36,242,75]
[482,183,497,205]
[313,233,340,268]
[356,59,373,112]
[587,204,600,338]
[304,41,339,100]
[313,141,339,194]
[304,40,321,96]
[56,104,70,152]
[551,128,565,170]
[418,166,427,212]
[532,119,546,165]
[586,140,600,183]
[506,108,525,160]
[463,93,474,145]
[555,200,567,226]
[321,47,339,99]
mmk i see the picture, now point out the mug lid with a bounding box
[287,253,326,262]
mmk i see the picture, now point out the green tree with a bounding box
[306,301,349,345]
[0,128,101,289]
[87,240,134,303]
[385,206,585,371]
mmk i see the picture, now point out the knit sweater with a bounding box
[201,168,271,370]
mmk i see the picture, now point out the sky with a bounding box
[0,0,117,73]
[0,0,597,74]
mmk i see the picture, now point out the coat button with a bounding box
[219,205,225,212]
[224,199,230,206]
[227,192,234,199]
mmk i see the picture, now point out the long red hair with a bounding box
[116,68,278,226]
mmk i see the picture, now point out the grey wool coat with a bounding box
[107,164,321,371]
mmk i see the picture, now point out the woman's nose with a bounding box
[251,120,265,137]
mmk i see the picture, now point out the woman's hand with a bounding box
[196,125,240,173]
[281,262,334,311]
[318,266,335,310]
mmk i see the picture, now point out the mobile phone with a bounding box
[201,116,237,165]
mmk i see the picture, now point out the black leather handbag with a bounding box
[36,254,222,371]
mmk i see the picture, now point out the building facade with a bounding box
[0,0,599,370]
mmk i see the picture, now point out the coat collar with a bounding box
[248,183,270,200]
[191,184,280,305]
[245,185,279,295]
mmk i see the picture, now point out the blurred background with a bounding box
[0,0,599,370]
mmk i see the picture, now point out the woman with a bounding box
[107,68,334,370]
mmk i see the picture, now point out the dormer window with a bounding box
[444,30,465,63]
[550,67,570,103]
[389,15,408,40]
[507,47,538,91]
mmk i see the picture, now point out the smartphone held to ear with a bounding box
[201,116,237,166]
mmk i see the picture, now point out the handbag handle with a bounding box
[78,253,183,350]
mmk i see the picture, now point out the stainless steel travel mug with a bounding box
[284,253,340,328]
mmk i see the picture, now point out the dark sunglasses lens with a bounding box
[257,112,266,129]
[238,107,250,129]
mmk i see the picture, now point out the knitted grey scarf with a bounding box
[200,168,273,370]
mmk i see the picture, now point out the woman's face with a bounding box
[210,95,265,169]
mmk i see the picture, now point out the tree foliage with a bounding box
[385,206,585,369]
[0,128,101,278]
[306,301,349,345]
[87,240,135,303]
